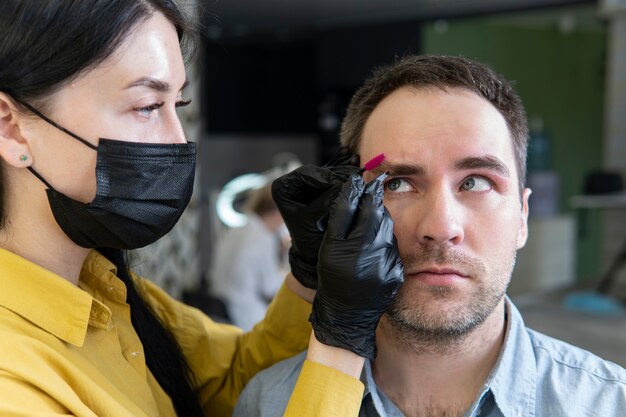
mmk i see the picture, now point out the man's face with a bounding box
[360,87,530,339]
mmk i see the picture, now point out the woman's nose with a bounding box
[164,108,187,144]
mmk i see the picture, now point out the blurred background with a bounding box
[132,0,626,366]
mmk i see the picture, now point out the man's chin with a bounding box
[386,302,471,336]
[385,288,502,344]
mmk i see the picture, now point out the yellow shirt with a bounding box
[284,360,364,416]
[0,248,335,417]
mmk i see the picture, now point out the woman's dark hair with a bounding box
[0,1,203,415]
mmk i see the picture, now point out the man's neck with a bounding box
[372,300,507,417]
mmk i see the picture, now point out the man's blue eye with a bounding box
[461,177,475,191]
[384,178,412,193]
[460,176,491,192]
[386,178,402,191]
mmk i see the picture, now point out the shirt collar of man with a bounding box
[360,298,537,417]
[0,248,122,347]
[488,298,537,416]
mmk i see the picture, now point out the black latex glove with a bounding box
[310,173,404,360]
[271,148,359,289]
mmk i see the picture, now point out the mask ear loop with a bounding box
[14,99,98,151]
[27,166,55,190]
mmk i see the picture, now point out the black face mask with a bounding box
[20,101,196,250]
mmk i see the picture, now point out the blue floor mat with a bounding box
[563,291,626,317]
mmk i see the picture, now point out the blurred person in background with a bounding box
[210,184,289,330]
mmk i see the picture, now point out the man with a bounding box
[233,55,626,416]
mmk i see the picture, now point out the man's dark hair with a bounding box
[340,55,528,193]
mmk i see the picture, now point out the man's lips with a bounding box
[406,267,470,286]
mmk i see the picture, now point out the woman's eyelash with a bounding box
[134,102,164,113]
[133,99,191,115]
[175,99,192,108]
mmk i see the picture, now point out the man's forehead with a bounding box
[362,86,506,130]
[358,87,514,160]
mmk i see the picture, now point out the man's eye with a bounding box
[384,178,412,193]
[460,176,491,192]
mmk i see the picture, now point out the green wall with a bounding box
[422,14,606,282]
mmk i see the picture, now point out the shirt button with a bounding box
[131,351,141,357]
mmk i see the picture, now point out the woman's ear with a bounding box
[0,92,32,168]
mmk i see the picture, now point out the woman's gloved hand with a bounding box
[271,149,359,289]
[310,173,404,360]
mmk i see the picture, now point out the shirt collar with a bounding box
[361,357,405,416]
[361,358,380,406]
[0,249,122,347]
[79,250,127,305]
[485,297,537,417]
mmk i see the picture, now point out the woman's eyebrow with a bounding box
[454,155,510,177]
[124,77,189,92]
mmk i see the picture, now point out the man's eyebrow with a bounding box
[125,77,189,92]
[369,161,426,177]
[367,157,510,178]
[454,155,510,177]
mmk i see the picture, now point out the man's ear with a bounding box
[0,92,32,168]
[516,187,532,249]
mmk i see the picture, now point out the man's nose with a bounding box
[414,188,464,246]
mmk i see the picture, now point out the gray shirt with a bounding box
[233,298,626,417]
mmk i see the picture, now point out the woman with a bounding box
[0,1,403,416]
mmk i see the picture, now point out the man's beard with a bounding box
[384,243,515,354]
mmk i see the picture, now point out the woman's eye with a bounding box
[460,176,492,192]
[134,102,164,116]
[384,178,412,193]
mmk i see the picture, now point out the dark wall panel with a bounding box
[203,41,317,133]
